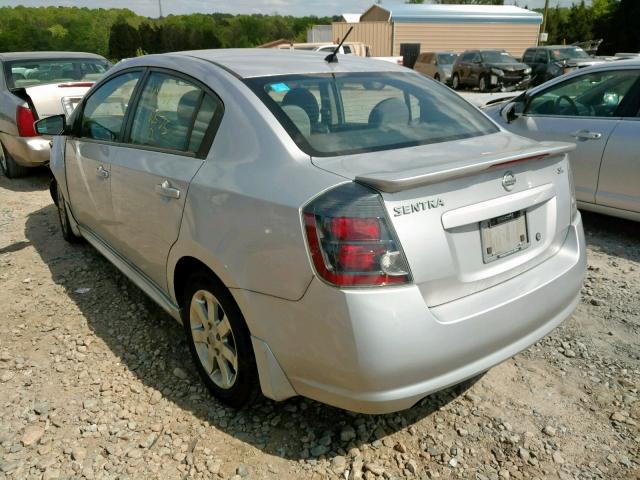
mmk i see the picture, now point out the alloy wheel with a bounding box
[479,76,487,92]
[189,290,238,389]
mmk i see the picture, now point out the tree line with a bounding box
[0,2,637,61]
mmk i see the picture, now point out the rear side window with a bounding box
[246,72,498,157]
[81,71,142,142]
[523,50,536,63]
[534,50,548,63]
[128,72,219,154]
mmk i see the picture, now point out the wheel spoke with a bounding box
[220,343,238,372]
[206,344,216,374]
[206,296,218,325]
[192,299,208,327]
[217,316,231,338]
[191,326,207,344]
[217,353,231,388]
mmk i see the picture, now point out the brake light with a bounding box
[16,105,37,137]
[58,82,94,88]
[303,183,411,287]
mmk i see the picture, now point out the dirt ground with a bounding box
[0,169,638,480]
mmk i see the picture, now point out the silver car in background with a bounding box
[38,49,586,413]
[413,51,458,84]
[0,52,109,177]
[486,59,640,221]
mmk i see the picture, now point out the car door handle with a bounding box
[155,180,181,199]
[96,165,109,178]
[571,129,602,140]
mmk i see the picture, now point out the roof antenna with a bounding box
[325,26,354,63]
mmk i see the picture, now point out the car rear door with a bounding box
[107,69,223,290]
[65,70,143,244]
[506,69,638,205]
[595,78,640,213]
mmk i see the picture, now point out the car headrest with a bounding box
[368,98,410,127]
[177,90,202,122]
[281,105,311,137]
[282,88,319,123]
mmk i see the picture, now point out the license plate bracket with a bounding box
[480,210,529,263]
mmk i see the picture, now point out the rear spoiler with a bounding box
[355,142,575,193]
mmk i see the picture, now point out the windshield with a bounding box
[437,53,457,65]
[551,48,590,61]
[5,58,109,89]
[246,72,498,157]
[481,51,519,64]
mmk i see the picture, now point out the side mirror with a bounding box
[34,114,66,136]
[500,101,524,124]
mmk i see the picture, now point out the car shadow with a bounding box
[581,210,640,264]
[22,203,483,461]
[0,167,51,192]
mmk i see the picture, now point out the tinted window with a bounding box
[5,58,109,89]
[343,46,352,54]
[81,71,141,142]
[551,47,590,61]
[461,53,475,62]
[480,51,519,64]
[247,73,498,157]
[437,53,457,65]
[129,72,218,153]
[534,50,548,63]
[523,50,536,63]
[527,70,640,117]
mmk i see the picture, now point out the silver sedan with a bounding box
[486,59,640,221]
[37,49,585,413]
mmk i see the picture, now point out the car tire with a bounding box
[452,74,460,90]
[434,73,441,82]
[182,271,259,408]
[0,141,29,179]
[479,75,489,92]
[54,182,82,243]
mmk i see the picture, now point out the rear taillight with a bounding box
[16,105,37,137]
[303,183,411,287]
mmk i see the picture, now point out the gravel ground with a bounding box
[0,170,638,480]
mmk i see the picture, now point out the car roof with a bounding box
[0,51,107,62]
[132,49,406,79]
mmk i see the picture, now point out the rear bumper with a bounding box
[0,132,50,167]
[242,214,585,414]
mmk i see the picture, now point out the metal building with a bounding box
[333,4,543,65]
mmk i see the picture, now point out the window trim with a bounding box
[523,68,640,120]
[73,66,224,160]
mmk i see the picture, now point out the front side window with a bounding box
[129,72,219,153]
[523,50,535,63]
[81,71,142,142]
[534,50,548,64]
[246,72,498,157]
[526,70,640,118]
[5,58,109,89]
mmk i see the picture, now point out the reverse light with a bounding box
[303,183,411,287]
[16,105,37,137]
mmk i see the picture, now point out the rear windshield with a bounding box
[246,72,498,157]
[437,53,457,65]
[551,48,590,61]
[4,58,109,89]
[481,51,519,64]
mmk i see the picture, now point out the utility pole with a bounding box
[158,0,163,18]
[540,0,550,45]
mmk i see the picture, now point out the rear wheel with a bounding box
[182,272,258,408]
[0,141,29,179]
[452,73,461,90]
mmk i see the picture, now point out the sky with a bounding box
[0,0,591,18]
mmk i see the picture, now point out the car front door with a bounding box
[65,70,143,244]
[470,52,483,86]
[506,69,639,205]
[595,80,640,213]
[108,70,222,290]
[533,50,549,84]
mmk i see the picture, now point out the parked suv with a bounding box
[452,50,531,92]
[522,46,605,86]
[413,52,458,84]
[37,49,585,414]
[0,52,109,178]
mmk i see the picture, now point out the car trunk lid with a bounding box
[312,132,575,306]
[12,82,93,119]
